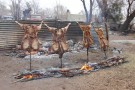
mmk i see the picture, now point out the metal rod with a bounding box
[58,41,63,68]
[60,58,62,68]
[87,47,89,63]
[104,50,107,59]
[30,51,32,71]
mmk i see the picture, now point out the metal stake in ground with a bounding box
[86,38,90,63]
[27,45,32,71]
[28,37,33,71]
[76,22,94,63]
[60,58,63,68]
[58,42,64,68]
[103,50,107,59]
[29,50,32,71]
[87,47,89,63]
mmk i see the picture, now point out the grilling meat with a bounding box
[77,22,93,48]
[94,27,108,50]
[15,21,43,53]
[44,23,71,57]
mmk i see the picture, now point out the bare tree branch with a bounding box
[127,0,134,17]
[80,0,94,23]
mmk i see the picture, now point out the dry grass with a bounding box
[122,52,135,69]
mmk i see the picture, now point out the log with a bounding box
[14,67,82,82]
[98,56,125,68]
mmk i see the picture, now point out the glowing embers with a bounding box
[80,63,93,71]
[13,68,83,82]
[22,74,33,79]
[13,56,126,82]
[14,71,45,82]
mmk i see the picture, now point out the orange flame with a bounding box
[80,64,93,71]
[22,74,33,79]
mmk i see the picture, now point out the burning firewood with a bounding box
[13,56,126,82]
[80,63,93,71]
[13,67,84,82]
[14,73,44,80]
[13,70,48,83]
[47,67,83,77]
[98,56,125,68]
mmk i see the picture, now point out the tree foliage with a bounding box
[108,0,124,22]
[96,0,124,22]
[119,0,135,32]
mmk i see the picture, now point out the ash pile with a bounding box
[25,40,98,59]
[5,40,98,59]
[40,40,86,55]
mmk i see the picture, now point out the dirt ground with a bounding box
[0,32,135,90]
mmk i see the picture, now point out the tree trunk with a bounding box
[119,10,135,32]
[81,0,89,23]
[96,0,116,22]
[89,0,93,22]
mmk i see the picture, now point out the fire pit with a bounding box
[13,56,127,83]
[13,67,83,83]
